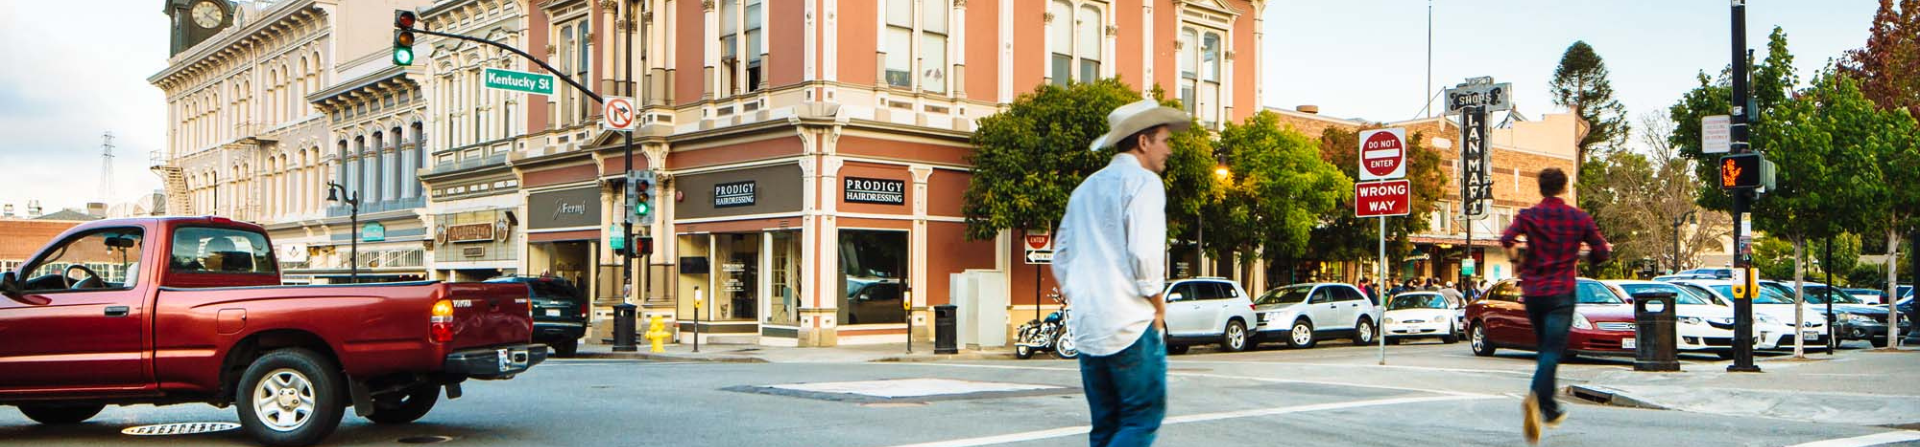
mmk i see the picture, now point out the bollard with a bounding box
[1631,291,1679,372]
[934,304,958,355]
[612,303,639,352]
[644,314,670,353]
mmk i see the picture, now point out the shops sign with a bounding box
[361,222,386,242]
[445,223,495,243]
[844,177,905,205]
[529,187,602,230]
[483,68,555,96]
[714,181,756,208]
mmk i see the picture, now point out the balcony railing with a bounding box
[431,153,510,174]
[327,196,426,217]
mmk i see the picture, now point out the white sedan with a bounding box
[1383,292,1461,344]
[1607,280,1781,358]
[1670,279,1829,350]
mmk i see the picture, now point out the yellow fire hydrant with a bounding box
[644,315,671,353]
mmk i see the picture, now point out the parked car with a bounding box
[1842,288,1888,305]
[1161,277,1260,354]
[1778,282,1910,346]
[1672,279,1830,349]
[1383,291,1461,344]
[1676,268,1735,279]
[485,276,589,357]
[1467,278,1638,358]
[1605,280,1781,357]
[1652,273,1718,282]
[0,217,545,446]
[1251,282,1382,349]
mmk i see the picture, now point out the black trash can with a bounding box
[1630,291,1678,371]
[934,304,958,355]
[612,303,639,353]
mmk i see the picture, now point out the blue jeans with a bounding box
[1525,292,1575,417]
[1077,326,1167,447]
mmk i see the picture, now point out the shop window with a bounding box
[714,233,760,321]
[839,230,907,325]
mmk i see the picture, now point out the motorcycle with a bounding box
[1015,289,1077,359]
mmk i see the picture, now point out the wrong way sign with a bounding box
[603,96,637,131]
[1358,128,1407,181]
[1355,180,1411,217]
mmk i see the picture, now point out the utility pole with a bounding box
[99,132,116,204]
[1726,0,1761,373]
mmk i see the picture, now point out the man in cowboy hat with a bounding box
[1052,98,1190,447]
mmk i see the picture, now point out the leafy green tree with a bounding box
[963,78,1156,240]
[1851,262,1887,289]
[1309,127,1445,263]
[1812,233,1863,283]
[1207,111,1350,280]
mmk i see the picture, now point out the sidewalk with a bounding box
[571,341,1017,363]
[1567,346,1920,428]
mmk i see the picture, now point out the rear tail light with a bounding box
[430,299,454,343]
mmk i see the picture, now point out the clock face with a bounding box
[192,1,224,29]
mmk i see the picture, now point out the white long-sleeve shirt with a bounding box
[1053,153,1168,357]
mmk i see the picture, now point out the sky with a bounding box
[0,1,1885,214]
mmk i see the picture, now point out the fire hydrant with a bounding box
[644,315,671,353]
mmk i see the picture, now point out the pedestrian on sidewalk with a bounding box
[1498,167,1610,444]
[1052,98,1189,447]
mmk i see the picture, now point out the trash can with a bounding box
[934,304,958,355]
[612,303,639,353]
[1631,291,1678,371]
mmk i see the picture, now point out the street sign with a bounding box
[483,68,555,96]
[1358,128,1407,181]
[1443,82,1513,113]
[1702,115,1731,154]
[604,96,637,131]
[1024,230,1053,265]
[1355,180,1411,218]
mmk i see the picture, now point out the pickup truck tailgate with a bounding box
[443,282,535,351]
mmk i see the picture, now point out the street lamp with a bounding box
[1200,156,1229,277]
[326,182,361,284]
[1672,210,1698,274]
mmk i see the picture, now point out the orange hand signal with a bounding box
[1721,159,1742,188]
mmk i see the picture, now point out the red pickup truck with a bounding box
[0,217,546,446]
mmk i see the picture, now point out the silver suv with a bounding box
[1162,278,1260,354]
[1251,283,1384,349]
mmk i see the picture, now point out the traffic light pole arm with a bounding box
[408,27,603,104]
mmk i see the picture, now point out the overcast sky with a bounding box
[0,1,1881,214]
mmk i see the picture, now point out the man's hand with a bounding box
[1150,293,1167,333]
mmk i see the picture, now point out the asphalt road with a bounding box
[3,340,1915,447]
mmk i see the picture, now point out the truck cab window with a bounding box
[170,227,276,275]
[22,228,144,292]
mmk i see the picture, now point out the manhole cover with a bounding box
[398,435,456,444]
[121,422,241,436]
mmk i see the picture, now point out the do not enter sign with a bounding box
[1358,128,1407,181]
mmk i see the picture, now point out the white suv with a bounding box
[1251,283,1383,349]
[1161,278,1260,354]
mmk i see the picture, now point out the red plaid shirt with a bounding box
[1500,197,1610,297]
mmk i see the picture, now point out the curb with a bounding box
[1566,385,1670,411]
[871,352,1018,363]
[570,351,769,363]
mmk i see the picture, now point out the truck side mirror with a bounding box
[0,271,18,298]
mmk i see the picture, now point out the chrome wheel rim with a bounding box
[1358,321,1373,343]
[1472,326,1486,351]
[1292,323,1312,345]
[1057,331,1077,356]
[252,368,316,432]
[1228,324,1246,349]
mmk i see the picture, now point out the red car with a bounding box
[0,217,544,446]
[1467,278,1638,358]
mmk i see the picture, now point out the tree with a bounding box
[1309,127,1445,264]
[1669,27,1800,212]
[1840,0,1920,119]
[1813,233,1864,283]
[1579,113,1730,278]
[1550,41,1632,160]
[963,78,1154,240]
[1208,111,1351,281]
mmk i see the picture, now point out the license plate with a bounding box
[1622,338,1636,349]
[1803,331,1819,340]
[546,309,561,317]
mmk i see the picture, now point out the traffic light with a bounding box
[635,170,658,226]
[393,10,417,66]
[1717,153,1775,190]
[637,236,654,256]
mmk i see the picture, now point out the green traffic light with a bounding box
[394,48,413,66]
[635,201,651,216]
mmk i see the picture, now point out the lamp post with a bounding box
[1672,210,1698,274]
[326,182,361,284]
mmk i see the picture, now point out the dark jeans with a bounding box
[1077,326,1167,447]
[1525,292,1575,417]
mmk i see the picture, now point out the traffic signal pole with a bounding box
[399,17,604,105]
[1727,0,1761,373]
[622,2,637,312]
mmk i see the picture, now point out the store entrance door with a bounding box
[715,233,760,321]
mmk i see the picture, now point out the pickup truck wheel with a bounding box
[365,385,439,424]
[17,403,105,425]
[237,349,345,447]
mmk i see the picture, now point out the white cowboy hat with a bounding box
[1088,99,1193,151]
